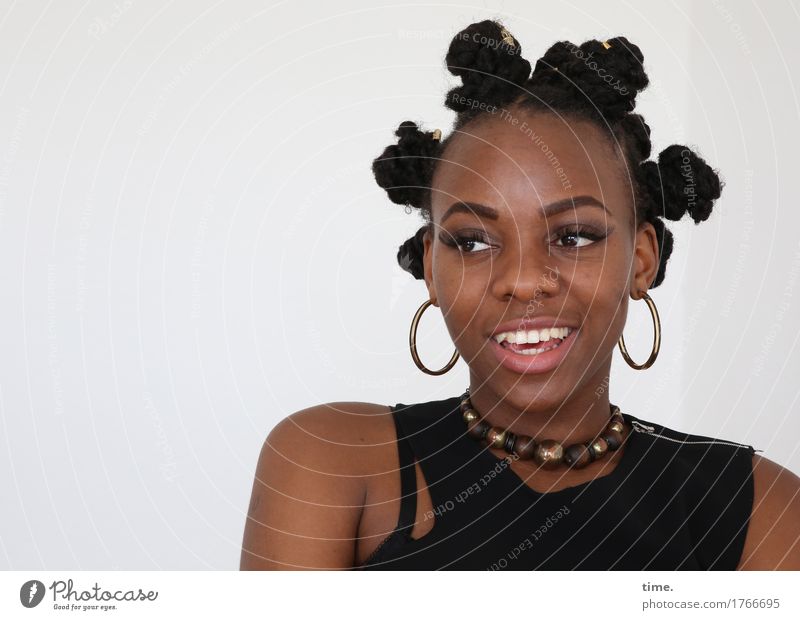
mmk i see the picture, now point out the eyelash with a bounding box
[440,226,608,254]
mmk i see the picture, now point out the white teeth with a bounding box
[493,326,572,345]
[514,342,562,356]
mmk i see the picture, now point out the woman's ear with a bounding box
[423,226,438,306]
[632,221,660,297]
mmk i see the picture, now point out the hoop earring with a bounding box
[618,291,661,370]
[409,299,460,375]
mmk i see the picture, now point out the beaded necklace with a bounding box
[459,390,627,469]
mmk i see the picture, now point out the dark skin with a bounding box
[240,108,800,570]
[423,109,655,492]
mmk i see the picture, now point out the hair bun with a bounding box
[641,144,722,223]
[533,37,648,121]
[397,225,427,279]
[372,120,440,210]
[444,20,531,113]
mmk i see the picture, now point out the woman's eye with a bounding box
[554,227,605,248]
[456,236,492,253]
[439,227,606,253]
[438,231,493,254]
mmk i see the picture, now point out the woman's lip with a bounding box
[488,328,578,375]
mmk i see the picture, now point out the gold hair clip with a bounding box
[431,128,442,141]
[499,26,515,47]
[602,40,612,50]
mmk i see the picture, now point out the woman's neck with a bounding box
[466,379,614,446]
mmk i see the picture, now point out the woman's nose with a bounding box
[489,243,560,304]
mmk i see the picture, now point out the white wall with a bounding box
[0,0,797,569]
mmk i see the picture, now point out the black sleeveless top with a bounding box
[355,395,757,570]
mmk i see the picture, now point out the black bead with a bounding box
[563,444,590,469]
[467,419,491,441]
[503,431,516,453]
[601,430,622,451]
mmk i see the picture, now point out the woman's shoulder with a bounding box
[240,400,397,569]
[624,412,759,489]
[738,453,800,569]
[624,413,756,512]
[276,399,392,425]
[624,412,758,503]
[625,412,800,569]
[624,412,756,454]
[265,400,397,475]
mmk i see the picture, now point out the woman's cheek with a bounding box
[434,262,482,304]
[439,292,486,355]
[595,289,631,349]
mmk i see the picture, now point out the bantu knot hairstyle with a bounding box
[372,19,724,288]
[371,121,441,214]
[444,20,532,114]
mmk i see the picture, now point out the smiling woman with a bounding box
[240,19,800,571]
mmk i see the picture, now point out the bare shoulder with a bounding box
[266,401,396,477]
[738,454,800,570]
[239,400,393,570]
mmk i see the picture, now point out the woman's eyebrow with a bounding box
[440,195,611,224]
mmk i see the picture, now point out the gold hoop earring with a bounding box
[409,299,460,375]
[618,291,661,370]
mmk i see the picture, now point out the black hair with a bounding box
[372,19,723,287]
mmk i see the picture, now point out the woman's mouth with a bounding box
[488,326,578,374]
[494,326,573,355]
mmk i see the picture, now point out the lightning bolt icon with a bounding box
[29,582,37,603]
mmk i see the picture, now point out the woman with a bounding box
[240,19,800,570]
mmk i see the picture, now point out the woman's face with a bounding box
[423,109,659,408]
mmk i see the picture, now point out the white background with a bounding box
[0,0,798,569]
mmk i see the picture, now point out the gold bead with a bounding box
[463,409,479,425]
[602,40,612,50]
[534,439,564,470]
[431,128,442,141]
[486,427,507,449]
[609,420,625,434]
[590,437,608,458]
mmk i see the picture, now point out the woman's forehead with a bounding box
[431,113,630,221]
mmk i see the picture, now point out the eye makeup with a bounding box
[438,223,611,254]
